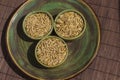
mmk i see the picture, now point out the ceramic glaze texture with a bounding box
[6,0,100,79]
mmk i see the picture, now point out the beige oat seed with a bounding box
[24,12,52,39]
[35,36,68,67]
[55,11,85,39]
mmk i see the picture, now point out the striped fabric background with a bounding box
[0,0,119,80]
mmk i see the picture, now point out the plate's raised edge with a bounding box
[6,0,100,80]
[6,0,45,80]
[64,0,101,79]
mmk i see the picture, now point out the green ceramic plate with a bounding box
[6,0,100,80]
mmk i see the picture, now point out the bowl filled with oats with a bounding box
[23,11,53,40]
[54,9,86,40]
[35,36,68,68]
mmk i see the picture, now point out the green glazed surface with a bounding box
[6,0,100,80]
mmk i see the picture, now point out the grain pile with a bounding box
[24,12,52,39]
[55,11,85,39]
[35,36,68,67]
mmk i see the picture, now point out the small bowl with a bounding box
[35,36,68,68]
[54,9,86,40]
[23,11,54,40]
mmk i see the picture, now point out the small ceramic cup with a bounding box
[35,36,68,68]
[54,9,86,40]
[23,11,54,40]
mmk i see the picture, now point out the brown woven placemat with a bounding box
[0,0,119,80]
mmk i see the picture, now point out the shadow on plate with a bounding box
[27,41,48,69]
[17,16,37,42]
[17,14,48,69]
[1,3,35,80]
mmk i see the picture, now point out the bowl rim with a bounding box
[54,9,87,40]
[6,0,100,79]
[35,36,69,68]
[22,11,54,40]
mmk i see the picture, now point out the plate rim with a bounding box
[6,0,100,80]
